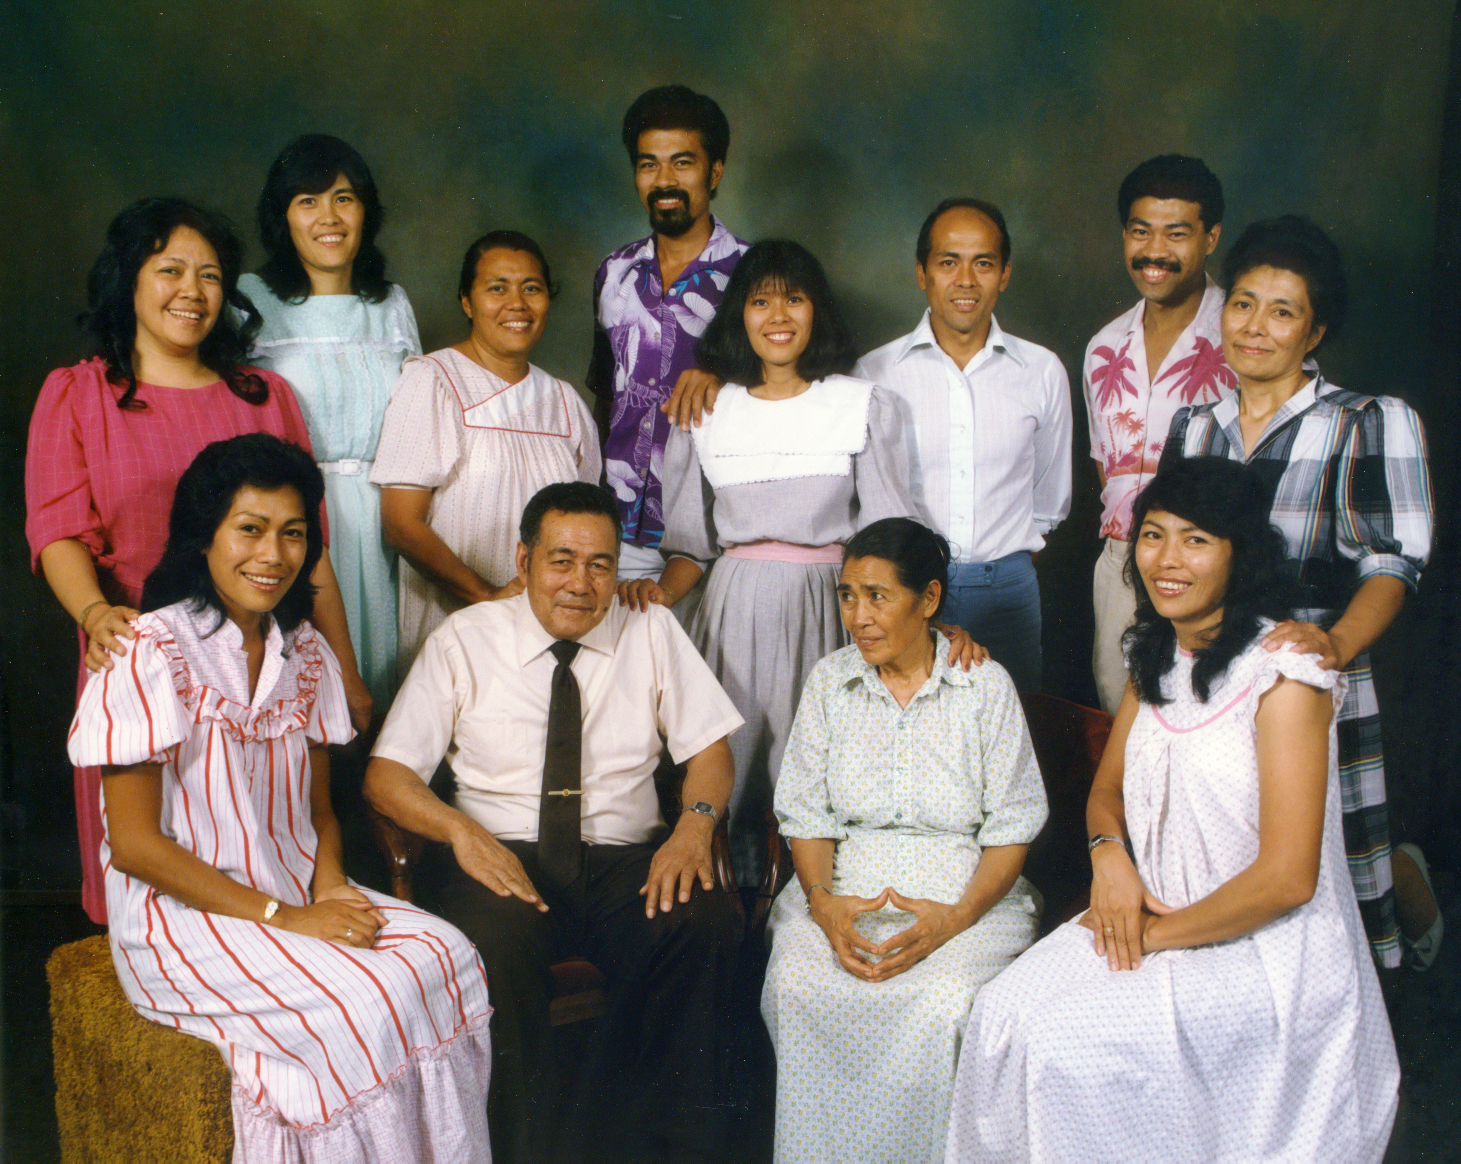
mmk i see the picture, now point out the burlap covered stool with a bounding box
[47,934,233,1161]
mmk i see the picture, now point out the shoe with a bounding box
[1398,842,1444,972]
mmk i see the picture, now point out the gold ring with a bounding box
[1104,926,1115,934]
[346,928,354,940]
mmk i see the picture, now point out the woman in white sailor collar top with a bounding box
[623,239,982,887]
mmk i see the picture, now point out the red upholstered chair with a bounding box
[753,692,1113,937]
[370,760,739,1027]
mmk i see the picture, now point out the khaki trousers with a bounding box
[1092,536,1137,715]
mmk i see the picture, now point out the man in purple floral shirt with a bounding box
[587,85,748,581]
[1082,155,1236,712]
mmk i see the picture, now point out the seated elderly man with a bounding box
[365,480,744,1164]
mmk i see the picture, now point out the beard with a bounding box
[646,189,694,237]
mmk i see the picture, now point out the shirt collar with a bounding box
[513,591,620,669]
[186,604,284,655]
[895,310,1021,370]
[1125,273,1223,341]
[626,216,740,280]
[1212,375,1325,452]
[833,631,975,702]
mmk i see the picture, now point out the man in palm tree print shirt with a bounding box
[1082,155,1235,714]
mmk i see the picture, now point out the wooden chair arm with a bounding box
[368,807,426,904]
[750,808,793,937]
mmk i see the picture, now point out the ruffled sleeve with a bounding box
[1246,644,1348,719]
[67,617,190,768]
[295,624,355,746]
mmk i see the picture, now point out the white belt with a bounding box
[318,459,372,476]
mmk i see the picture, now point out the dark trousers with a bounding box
[426,838,741,1163]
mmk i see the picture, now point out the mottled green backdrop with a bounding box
[3,1,1456,890]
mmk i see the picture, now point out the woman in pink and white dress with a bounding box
[70,434,491,1161]
[372,231,600,674]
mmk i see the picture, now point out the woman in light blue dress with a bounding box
[241,134,421,709]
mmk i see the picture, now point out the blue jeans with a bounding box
[945,552,1042,693]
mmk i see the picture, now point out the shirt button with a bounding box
[648,377,657,386]
[895,810,903,820]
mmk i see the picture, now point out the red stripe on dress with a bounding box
[390,948,445,1044]
[147,894,227,1040]
[415,928,470,1028]
[321,941,411,1058]
[101,668,115,765]
[263,740,307,900]
[203,728,221,865]
[262,935,386,1086]
[202,912,336,1121]
[220,743,257,889]
[130,638,156,757]
[117,934,164,1015]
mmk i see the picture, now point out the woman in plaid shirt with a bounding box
[1163,215,1439,971]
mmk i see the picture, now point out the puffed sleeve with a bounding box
[25,365,105,572]
[971,666,1048,849]
[67,620,190,768]
[659,426,719,563]
[1334,397,1432,590]
[773,658,849,841]
[370,357,462,489]
[391,284,424,357]
[298,624,355,746]
[1245,641,1347,719]
[853,385,932,529]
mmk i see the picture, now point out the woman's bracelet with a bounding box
[1087,833,1125,853]
[805,883,831,914]
[77,599,108,631]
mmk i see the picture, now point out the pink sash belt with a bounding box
[723,540,844,564]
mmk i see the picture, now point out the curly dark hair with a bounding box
[1117,154,1225,231]
[694,239,855,387]
[621,85,730,168]
[255,134,389,304]
[1221,215,1347,352]
[1123,456,1294,704]
[141,433,324,637]
[81,198,264,410]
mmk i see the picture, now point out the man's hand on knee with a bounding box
[639,813,715,918]
[454,822,548,912]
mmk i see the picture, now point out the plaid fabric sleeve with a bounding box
[1334,397,1433,590]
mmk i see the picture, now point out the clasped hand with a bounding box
[811,886,968,983]
[272,885,387,949]
[1081,843,1173,970]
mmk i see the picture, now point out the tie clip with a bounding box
[547,789,584,797]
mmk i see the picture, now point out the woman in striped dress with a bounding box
[1162,216,1437,970]
[372,231,601,673]
[70,434,491,1161]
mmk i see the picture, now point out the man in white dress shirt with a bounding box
[365,481,744,1163]
[855,198,1072,693]
[1082,156,1234,713]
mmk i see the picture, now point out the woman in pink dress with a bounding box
[70,434,491,1160]
[26,197,371,923]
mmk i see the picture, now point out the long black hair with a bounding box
[694,239,855,386]
[1123,456,1293,704]
[82,198,264,410]
[843,518,951,621]
[141,434,324,636]
[255,134,389,304]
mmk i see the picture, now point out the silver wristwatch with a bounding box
[684,801,719,824]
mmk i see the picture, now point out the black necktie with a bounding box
[539,639,583,887]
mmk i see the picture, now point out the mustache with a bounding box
[648,187,690,210]
[1132,257,1182,273]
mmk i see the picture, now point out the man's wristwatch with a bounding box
[684,801,719,824]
